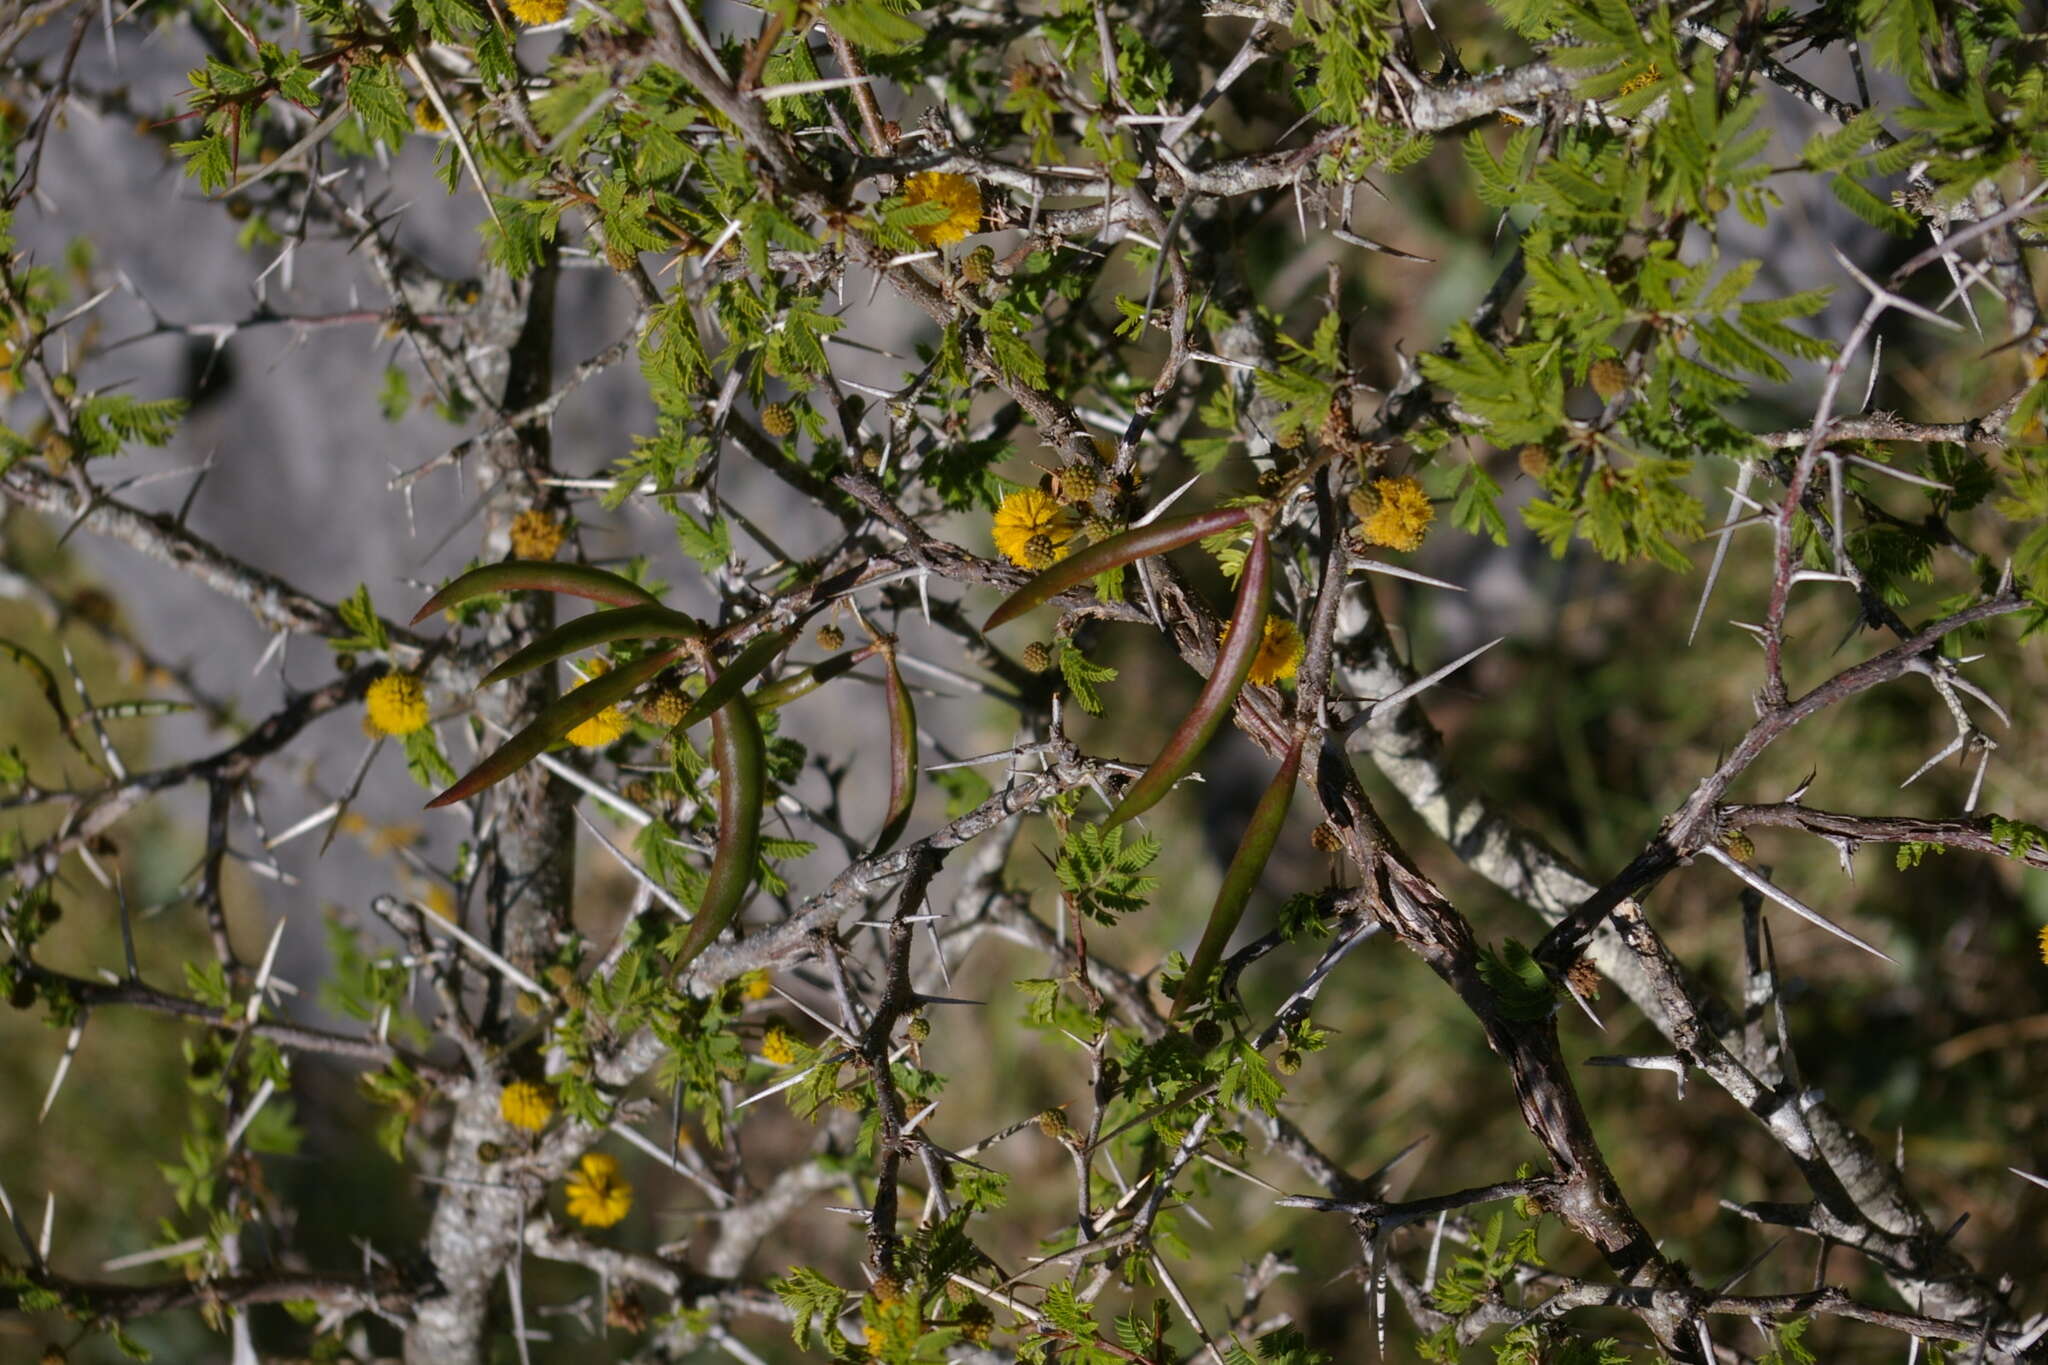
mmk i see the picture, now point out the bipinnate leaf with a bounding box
[1170,735,1302,1018]
[425,646,682,808]
[1103,530,1272,829]
[873,645,915,854]
[410,560,660,625]
[669,694,765,973]
[981,506,1255,632]
[481,605,704,685]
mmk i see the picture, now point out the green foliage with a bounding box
[1224,1326,1330,1365]
[775,1265,851,1351]
[821,0,924,52]
[1495,1326,1633,1364]
[1289,0,1396,126]
[71,394,186,459]
[1758,1316,1817,1365]
[331,584,391,655]
[1988,815,2048,861]
[1055,639,1117,715]
[1896,841,1945,870]
[1430,1209,1545,1315]
[1055,823,1160,924]
[1476,938,1556,1020]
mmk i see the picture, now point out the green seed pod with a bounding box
[907,1014,931,1042]
[752,644,877,711]
[665,627,797,735]
[411,561,661,625]
[1059,465,1098,503]
[481,604,704,686]
[983,505,1255,632]
[1022,533,1057,569]
[429,646,685,809]
[1170,734,1301,1017]
[668,694,765,976]
[1105,530,1272,829]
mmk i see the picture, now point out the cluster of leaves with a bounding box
[1435,88,1836,568]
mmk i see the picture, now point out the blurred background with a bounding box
[2,2,2044,1360]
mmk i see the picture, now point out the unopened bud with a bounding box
[1588,358,1629,402]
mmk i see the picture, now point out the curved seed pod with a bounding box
[425,646,681,809]
[1103,530,1271,830]
[666,627,796,735]
[982,505,1255,633]
[481,605,705,686]
[668,694,765,974]
[873,645,916,854]
[751,644,883,712]
[1169,735,1302,1019]
[409,561,659,626]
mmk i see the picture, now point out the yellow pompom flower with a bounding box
[565,658,632,748]
[903,172,982,248]
[413,98,446,133]
[1360,476,1435,553]
[991,487,1078,569]
[506,0,568,24]
[366,673,430,737]
[736,970,774,1001]
[1223,617,1304,686]
[760,1020,800,1066]
[564,1152,633,1228]
[499,1081,554,1132]
[508,509,564,560]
